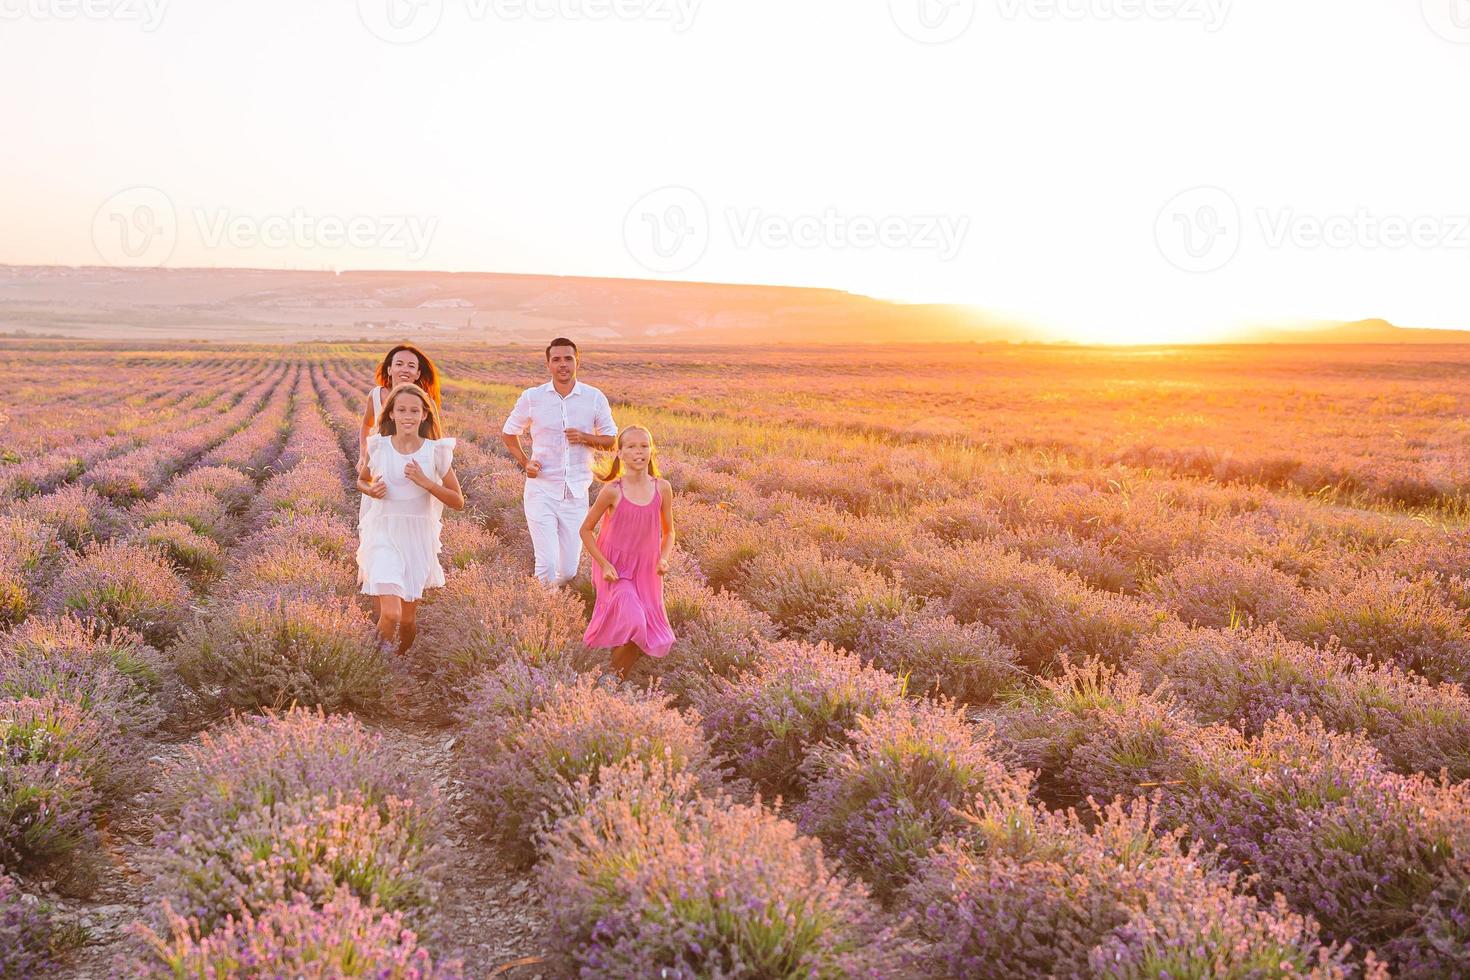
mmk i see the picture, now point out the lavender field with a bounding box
[3,339,1470,978]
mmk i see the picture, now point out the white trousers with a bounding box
[523,481,589,586]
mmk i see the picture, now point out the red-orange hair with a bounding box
[376,344,441,407]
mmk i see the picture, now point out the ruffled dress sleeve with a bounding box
[427,438,455,556]
[357,434,387,531]
[432,437,456,482]
[356,434,387,587]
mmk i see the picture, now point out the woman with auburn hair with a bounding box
[356,382,464,658]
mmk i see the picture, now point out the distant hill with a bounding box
[5,266,1465,346]
[0,265,1035,345]
[1237,318,1470,344]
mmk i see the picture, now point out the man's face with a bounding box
[547,346,577,384]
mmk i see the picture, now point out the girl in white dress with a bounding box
[356,382,464,655]
[357,345,442,621]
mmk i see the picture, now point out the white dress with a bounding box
[356,434,455,602]
[357,387,386,528]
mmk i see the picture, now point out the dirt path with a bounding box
[45,737,193,979]
[366,720,551,978]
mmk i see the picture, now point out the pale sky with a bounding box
[2,0,1468,342]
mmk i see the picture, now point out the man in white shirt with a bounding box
[501,338,618,586]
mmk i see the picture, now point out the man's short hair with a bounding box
[546,338,578,359]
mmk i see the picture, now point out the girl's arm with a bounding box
[433,467,465,511]
[657,478,676,574]
[404,460,465,510]
[357,451,386,499]
[579,483,620,580]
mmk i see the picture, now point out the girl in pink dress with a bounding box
[579,425,676,681]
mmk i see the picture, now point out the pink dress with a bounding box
[583,478,675,658]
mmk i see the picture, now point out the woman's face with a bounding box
[619,429,652,471]
[390,394,426,435]
[389,351,421,387]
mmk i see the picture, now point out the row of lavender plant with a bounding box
[0,359,259,502]
[429,355,1411,624]
[125,365,300,594]
[421,612,1355,977]
[423,359,1464,973]
[0,611,178,972]
[124,373,466,973]
[0,363,291,644]
[419,358,1470,761]
[312,361,1364,975]
[78,362,290,504]
[232,351,1470,975]
[127,706,460,976]
[0,365,301,968]
[164,374,393,719]
[447,345,1470,512]
[990,656,1469,975]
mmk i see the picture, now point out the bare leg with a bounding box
[377,595,403,646]
[397,600,418,655]
[611,641,644,682]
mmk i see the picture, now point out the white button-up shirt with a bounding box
[502,380,618,499]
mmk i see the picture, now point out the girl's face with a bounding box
[390,393,426,436]
[619,429,652,471]
[389,351,421,387]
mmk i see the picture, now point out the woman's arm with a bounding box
[358,391,377,467]
[579,484,620,580]
[657,478,676,573]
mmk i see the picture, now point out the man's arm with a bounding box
[590,392,618,450]
[501,392,537,473]
[500,431,529,468]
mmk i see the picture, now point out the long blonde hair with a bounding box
[594,425,660,483]
[377,383,443,439]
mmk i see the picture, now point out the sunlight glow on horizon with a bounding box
[2,1,1468,344]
